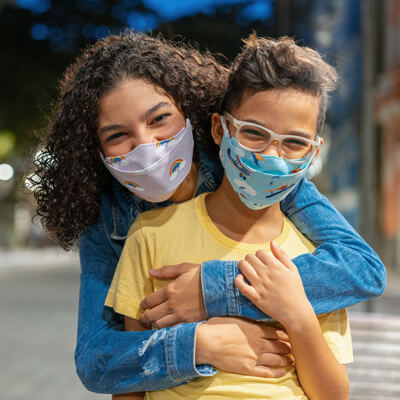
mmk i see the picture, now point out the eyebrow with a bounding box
[141,101,170,122]
[98,124,128,136]
[244,118,313,139]
[98,101,171,136]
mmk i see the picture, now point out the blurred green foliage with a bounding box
[0,130,16,159]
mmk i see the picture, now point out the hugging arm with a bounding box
[75,221,215,394]
[111,314,292,400]
[203,178,386,319]
[202,178,386,319]
[141,178,386,326]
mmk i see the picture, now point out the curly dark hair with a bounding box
[221,34,338,134]
[30,31,229,249]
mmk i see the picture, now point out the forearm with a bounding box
[203,179,386,320]
[78,223,216,394]
[77,263,214,392]
[282,178,386,311]
[284,308,349,400]
[76,304,214,393]
[194,316,291,379]
[109,318,153,400]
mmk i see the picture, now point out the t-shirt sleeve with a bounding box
[319,309,353,364]
[105,218,153,320]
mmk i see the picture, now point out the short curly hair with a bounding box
[31,31,228,249]
[221,34,338,134]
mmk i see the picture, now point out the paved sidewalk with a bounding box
[0,246,80,271]
[0,249,108,400]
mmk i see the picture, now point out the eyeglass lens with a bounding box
[237,124,313,159]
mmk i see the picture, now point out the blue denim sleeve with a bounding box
[75,222,215,394]
[202,178,386,320]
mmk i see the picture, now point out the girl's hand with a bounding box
[196,317,293,378]
[140,263,205,328]
[235,241,313,328]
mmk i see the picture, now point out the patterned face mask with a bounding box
[219,117,317,210]
[101,119,194,203]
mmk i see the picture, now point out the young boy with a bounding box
[106,35,352,399]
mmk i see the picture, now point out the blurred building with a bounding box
[375,0,400,272]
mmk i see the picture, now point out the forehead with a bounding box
[232,88,320,134]
[97,78,182,129]
[100,79,171,109]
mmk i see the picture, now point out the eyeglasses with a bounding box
[222,112,321,163]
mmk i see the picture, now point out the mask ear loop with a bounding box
[310,136,323,166]
[220,115,230,137]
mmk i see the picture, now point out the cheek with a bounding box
[158,114,186,140]
[100,138,133,158]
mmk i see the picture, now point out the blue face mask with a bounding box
[219,119,317,210]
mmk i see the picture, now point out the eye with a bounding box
[284,137,309,147]
[151,113,172,125]
[241,128,267,138]
[105,132,127,143]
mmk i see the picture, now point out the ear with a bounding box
[211,113,224,146]
[311,137,323,166]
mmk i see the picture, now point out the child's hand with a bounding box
[140,263,205,328]
[235,240,313,328]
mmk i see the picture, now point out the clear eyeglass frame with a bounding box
[222,112,321,164]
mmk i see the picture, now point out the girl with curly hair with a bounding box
[30,32,385,396]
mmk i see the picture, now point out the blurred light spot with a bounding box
[25,173,39,191]
[34,149,55,167]
[16,0,51,14]
[143,0,249,20]
[316,30,333,47]
[0,164,14,181]
[240,1,273,21]
[126,12,158,32]
[31,23,49,40]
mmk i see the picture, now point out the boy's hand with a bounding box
[235,241,312,328]
[140,263,205,328]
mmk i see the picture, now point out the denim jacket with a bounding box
[75,146,386,394]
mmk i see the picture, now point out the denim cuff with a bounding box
[201,260,239,318]
[202,259,273,321]
[232,261,273,321]
[166,322,216,381]
[193,322,218,377]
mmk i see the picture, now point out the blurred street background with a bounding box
[1,0,399,399]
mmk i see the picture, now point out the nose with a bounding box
[129,129,153,151]
[261,139,281,157]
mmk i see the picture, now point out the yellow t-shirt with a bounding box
[106,193,353,400]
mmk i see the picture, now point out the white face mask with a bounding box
[101,119,194,202]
